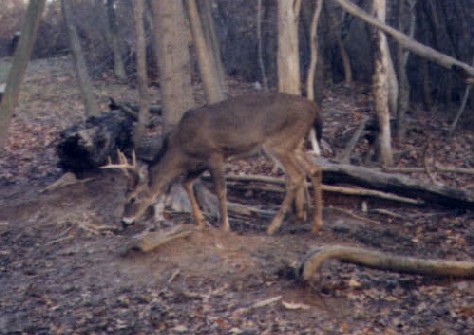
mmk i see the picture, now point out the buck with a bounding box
[104,93,323,235]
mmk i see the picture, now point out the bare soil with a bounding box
[1,56,474,334]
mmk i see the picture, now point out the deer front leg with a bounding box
[183,169,207,228]
[208,154,230,232]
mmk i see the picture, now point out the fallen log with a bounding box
[300,245,474,281]
[320,161,474,209]
[221,175,424,206]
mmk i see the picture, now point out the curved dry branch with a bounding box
[300,245,474,281]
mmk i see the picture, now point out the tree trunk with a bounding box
[61,0,99,117]
[151,0,195,130]
[132,0,149,147]
[305,0,323,101]
[0,0,46,148]
[196,0,227,95]
[257,0,269,91]
[277,0,302,94]
[397,0,417,142]
[326,3,353,84]
[106,0,127,80]
[186,0,226,104]
[371,0,393,166]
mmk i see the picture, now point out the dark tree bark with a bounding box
[397,0,417,142]
[0,0,46,148]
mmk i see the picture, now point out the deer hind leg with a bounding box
[183,169,207,228]
[295,149,323,233]
[208,154,230,232]
[266,152,305,235]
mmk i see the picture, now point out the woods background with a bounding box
[1,0,473,116]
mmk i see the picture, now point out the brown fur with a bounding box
[122,93,323,235]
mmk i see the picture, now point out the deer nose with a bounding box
[121,217,135,225]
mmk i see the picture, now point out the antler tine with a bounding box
[101,149,137,171]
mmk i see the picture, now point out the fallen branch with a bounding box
[300,245,474,281]
[382,167,474,176]
[126,224,195,253]
[223,175,424,205]
[233,296,282,316]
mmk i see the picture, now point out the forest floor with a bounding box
[0,56,474,334]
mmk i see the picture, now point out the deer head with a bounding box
[104,93,323,234]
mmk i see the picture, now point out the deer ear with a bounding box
[136,163,149,185]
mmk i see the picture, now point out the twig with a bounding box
[233,296,282,316]
[168,269,181,284]
[338,115,370,164]
[450,54,474,134]
[40,172,95,193]
[422,142,441,186]
[326,207,380,225]
[369,208,405,219]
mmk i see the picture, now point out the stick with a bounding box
[338,115,370,164]
[127,225,195,253]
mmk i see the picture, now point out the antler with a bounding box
[101,150,137,178]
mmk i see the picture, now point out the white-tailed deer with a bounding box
[104,93,323,235]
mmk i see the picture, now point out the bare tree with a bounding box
[305,0,324,101]
[325,2,353,84]
[371,0,393,166]
[397,0,417,142]
[186,0,225,104]
[0,0,46,148]
[106,0,126,80]
[277,0,302,94]
[151,0,194,130]
[132,0,149,147]
[196,0,227,95]
[61,0,99,117]
[256,0,268,91]
[332,0,474,80]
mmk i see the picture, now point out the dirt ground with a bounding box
[1,57,474,334]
